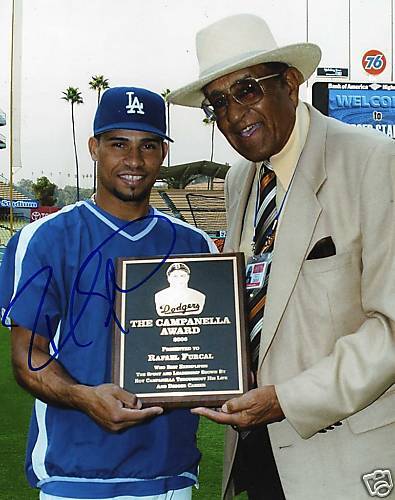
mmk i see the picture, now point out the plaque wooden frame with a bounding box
[113,252,250,408]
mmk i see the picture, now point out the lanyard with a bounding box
[252,162,296,254]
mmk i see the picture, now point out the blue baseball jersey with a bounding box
[0,200,217,498]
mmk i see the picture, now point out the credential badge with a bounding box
[125,91,144,115]
[362,469,393,498]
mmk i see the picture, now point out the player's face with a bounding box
[203,64,300,162]
[89,130,167,216]
[168,270,189,288]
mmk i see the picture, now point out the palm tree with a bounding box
[203,117,216,188]
[89,75,110,191]
[161,88,171,167]
[62,87,83,201]
[89,75,110,105]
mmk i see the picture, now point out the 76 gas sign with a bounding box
[362,50,387,75]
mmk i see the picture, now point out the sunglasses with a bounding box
[201,73,282,121]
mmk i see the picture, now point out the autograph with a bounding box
[1,213,176,371]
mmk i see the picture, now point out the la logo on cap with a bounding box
[126,91,145,115]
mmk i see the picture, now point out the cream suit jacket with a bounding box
[222,105,395,499]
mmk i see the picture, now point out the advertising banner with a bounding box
[312,82,395,138]
[0,199,39,209]
[30,206,60,222]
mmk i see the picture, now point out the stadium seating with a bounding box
[0,219,29,246]
[0,185,226,247]
[150,186,226,232]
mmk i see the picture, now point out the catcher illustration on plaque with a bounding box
[154,262,206,317]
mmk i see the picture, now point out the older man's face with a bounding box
[203,64,300,162]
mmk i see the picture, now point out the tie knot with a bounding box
[259,162,276,193]
[263,159,273,173]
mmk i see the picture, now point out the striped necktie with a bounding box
[249,160,277,372]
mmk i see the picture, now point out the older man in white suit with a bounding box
[169,13,395,500]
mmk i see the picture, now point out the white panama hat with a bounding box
[168,14,321,108]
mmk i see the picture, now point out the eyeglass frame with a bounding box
[201,72,284,121]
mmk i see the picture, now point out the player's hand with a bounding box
[74,383,163,431]
[191,385,284,429]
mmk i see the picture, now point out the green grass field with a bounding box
[0,326,237,500]
[0,326,34,499]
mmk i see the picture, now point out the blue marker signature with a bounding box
[1,213,176,371]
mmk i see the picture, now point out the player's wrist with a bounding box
[67,383,94,412]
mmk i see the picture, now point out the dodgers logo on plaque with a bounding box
[113,253,249,407]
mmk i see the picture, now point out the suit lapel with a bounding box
[258,106,328,367]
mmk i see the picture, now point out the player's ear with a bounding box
[161,141,168,162]
[88,136,99,161]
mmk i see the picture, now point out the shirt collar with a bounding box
[260,100,310,190]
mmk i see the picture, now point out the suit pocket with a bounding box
[302,251,352,274]
[346,386,395,434]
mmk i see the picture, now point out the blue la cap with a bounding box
[93,86,173,142]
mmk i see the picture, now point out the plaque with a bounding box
[113,252,249,408]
